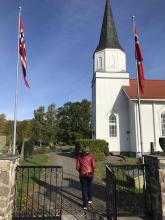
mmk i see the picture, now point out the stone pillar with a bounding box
[144,155,165,220]
[0,156,19,220]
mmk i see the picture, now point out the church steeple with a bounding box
[95,0,124,52]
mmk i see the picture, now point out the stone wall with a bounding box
[144,155,165,220]
[0,156,19,220]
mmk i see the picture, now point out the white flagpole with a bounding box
[13,6,21,155]
[132,16,144,161]
[136,62,144,158]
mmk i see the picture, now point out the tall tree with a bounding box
[33,106,45,147]
[56,99,91,144]
[17,120,33,144]
[45,104,57,146]
[0,114,7,135]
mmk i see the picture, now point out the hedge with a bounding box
[75,139,109,160]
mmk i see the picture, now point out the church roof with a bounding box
[95,0,124,52]
[124,79,165,100]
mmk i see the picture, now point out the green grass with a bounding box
[15,153,49,214]
[95,157,140,179]
[55,145,74,153]
[95,163,106,179]
[109,157,140,166]
[21,153,48,166]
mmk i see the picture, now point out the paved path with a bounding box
[49,152,107,220]
[48,152,148,220]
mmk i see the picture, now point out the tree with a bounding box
[17,120,33,143]
[33,106,45,147]
[0,114,7,135]
[56,99,91,144]
[16,120,33,158]
[45,104,57,146]
[6,120,13,147]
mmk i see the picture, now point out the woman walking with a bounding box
[76,146,95,210]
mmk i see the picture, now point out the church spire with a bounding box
[95,0,124,52]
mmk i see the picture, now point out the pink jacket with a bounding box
[76,153,95,177]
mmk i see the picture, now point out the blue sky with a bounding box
[0,0,165,120]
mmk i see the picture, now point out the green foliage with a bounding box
[95,163,106,178]
[93,152,106,161]
[16,120,33,145]
[44,104,57,146]
[6,120,13,146]
[75,139,109,160]
[32,104,57,147]
[33,106,45,147]
[1,99,92,152]
[0,114,7,135]
[24,139,34,158]
[56,99,91,144]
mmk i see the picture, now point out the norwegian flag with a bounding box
[132,16,144,94]
[19,16,30,88]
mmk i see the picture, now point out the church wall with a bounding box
[92,80,96,138]
[133,102,165,153]
[152,103,165,151]
[129,101,137,153]
[138,103,155,153]
[94,74,130,152]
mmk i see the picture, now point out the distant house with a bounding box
[92,0,165,155]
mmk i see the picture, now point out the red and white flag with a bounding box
[19,16,30,88]
[132,16,144,94]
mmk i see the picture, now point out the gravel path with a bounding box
[48,152,107,220]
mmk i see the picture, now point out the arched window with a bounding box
[97,57,102,69]
[109,55,115,70]
[161,111,165,136]
[109,114,117,137]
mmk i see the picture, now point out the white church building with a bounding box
[92,0,165,155]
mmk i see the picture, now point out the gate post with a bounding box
[144,155,165,220]
[0,156,19,220]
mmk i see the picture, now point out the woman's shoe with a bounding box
[88,201,92,204]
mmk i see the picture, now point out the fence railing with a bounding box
[106,164,147,218]
[13,166,63,219]
[106,165,117,220]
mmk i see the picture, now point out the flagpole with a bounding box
[13,6,21,155]
[136,61,144,159]
[132,16,144,161]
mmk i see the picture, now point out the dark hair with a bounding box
[82,146,90,153]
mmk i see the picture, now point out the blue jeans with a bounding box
[80,176,93,207]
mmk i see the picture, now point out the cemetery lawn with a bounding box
[95,157,140,179]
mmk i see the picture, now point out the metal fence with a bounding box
[106,164,147,219]
[106,165,117,220]
[13,166,63,220]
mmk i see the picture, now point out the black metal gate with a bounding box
[106,165,117,220]
[13,166,63,220]
[106,164,148,219]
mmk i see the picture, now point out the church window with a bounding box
[161,112,165,136]
[109,114,117,137]
[109,55,115,70]
[97,57,102,69]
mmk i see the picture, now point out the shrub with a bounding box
[75,139,109,160]
[93,152,106,161]
[33,146,53,154]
